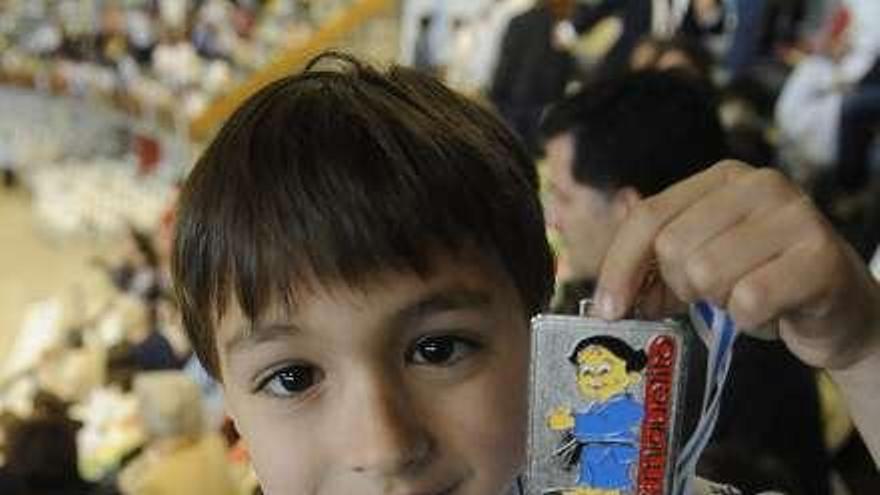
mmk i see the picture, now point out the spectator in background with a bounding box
[31,389,76,421]
[0,415,95,495]
[836,58,880,193]
[722,0,832,81]
[630,35,715,80]
[20,11,63,57]
[490,0,582,155]
[729,0,878,157]
[542,71,726,294]
[773,1,880,261]
[118,372,238,495]
[444,17,476,93]
[572,0,727,78]
[776,5,854,180]
[413,14,439,77]
[125,7,158,65]
[724,0,774,80]
[116,294,184,375]
[152,28,202,91]
[96,226,168,335]
[104,297,181,394]
[462,0,532,95]
[96,3,129,67]
[106,227,165,306]
[631,35,776,170]
[540,70,830,495]
[825,58,880,264]
[191,0,239,62]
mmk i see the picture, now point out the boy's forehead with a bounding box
[214,249,525,344]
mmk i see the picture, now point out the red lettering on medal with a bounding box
[637,335,677,495]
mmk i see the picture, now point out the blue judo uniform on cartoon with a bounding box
[573,394,643,490]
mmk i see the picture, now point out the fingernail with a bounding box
[593,291,618,320]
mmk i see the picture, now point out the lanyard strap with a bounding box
[674,301,739,495]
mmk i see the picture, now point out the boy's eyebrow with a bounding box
[225,322,303,355]
[224,288,494,355]
[392,288,494,327]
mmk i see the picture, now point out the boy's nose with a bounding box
[338,375,433,477]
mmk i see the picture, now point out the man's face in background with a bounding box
[544,133,627,282]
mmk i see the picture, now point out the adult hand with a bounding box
[591,161,880,465]
[591,161,880,371]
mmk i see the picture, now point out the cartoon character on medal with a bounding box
[545,336,647,495]
[529,263,685,495]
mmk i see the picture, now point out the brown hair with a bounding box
[172,52,554,378]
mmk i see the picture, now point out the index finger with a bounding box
[592,161,751,319]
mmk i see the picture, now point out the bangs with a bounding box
[173,56,553,375]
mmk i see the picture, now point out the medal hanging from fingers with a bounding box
[524,288,739,494]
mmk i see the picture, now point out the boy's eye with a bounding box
[258,365,322,398]
[408,335,480,367]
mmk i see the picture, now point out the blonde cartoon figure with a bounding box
[547,336,647,495]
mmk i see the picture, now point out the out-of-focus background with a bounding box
[0,1,878,494]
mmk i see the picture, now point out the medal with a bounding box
[526,297,740,495]
[525,313,695,495]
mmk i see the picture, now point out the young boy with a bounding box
[173,52,554,494]
[172,52,880,494]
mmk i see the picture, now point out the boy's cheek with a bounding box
[442,336,530,487]
[222,389,320,493]
[469,378,528,467]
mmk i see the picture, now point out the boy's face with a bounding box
[215,253,530,495]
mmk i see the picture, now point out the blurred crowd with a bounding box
[414,0,880,262]
[1,1,880,494]
[0,193,262,494]
[0,0,351,121]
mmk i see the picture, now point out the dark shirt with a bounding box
[572,0,725,77]
[706,336,829,495]
[861,58,880,86]
[491,7,577,109]
[490,6,578,153]
[0,469,96,495]
[131,330,182,371]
